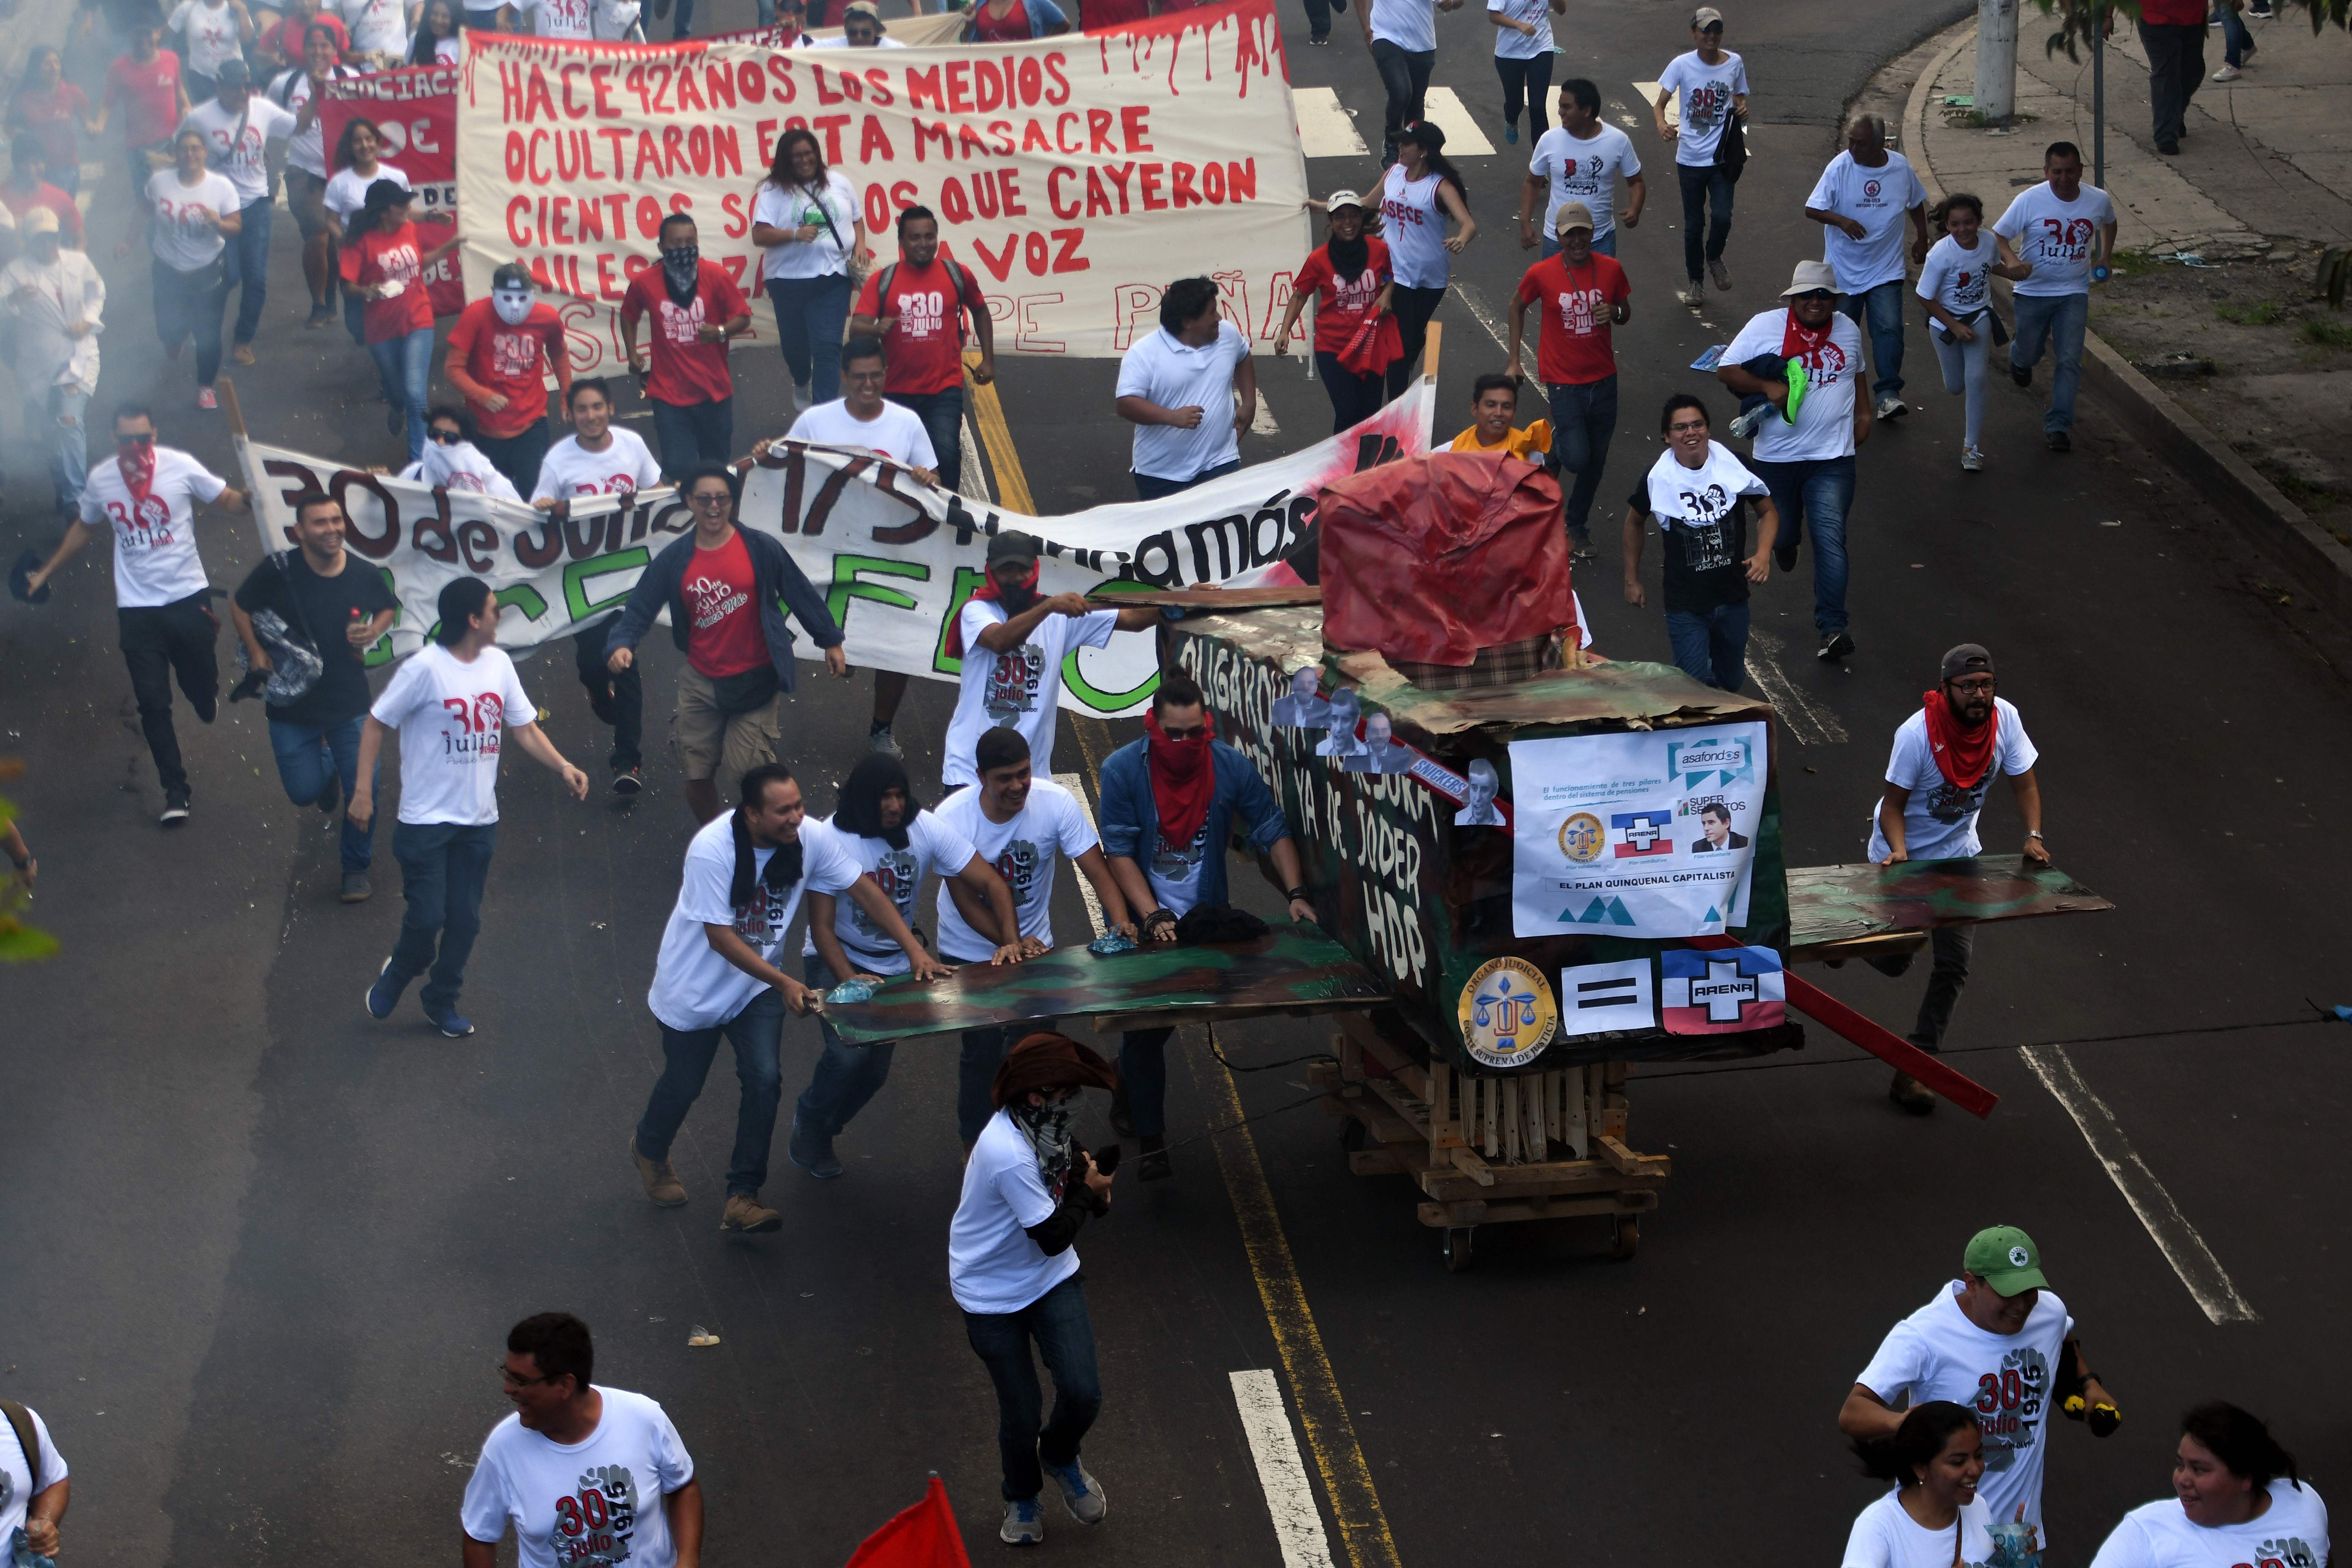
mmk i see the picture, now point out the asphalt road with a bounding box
[4,0,2350,1563]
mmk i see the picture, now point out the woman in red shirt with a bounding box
[1273,190,1395,433]
[960,0,1069,41]
[339,180,459,464]
[8,49,94,198]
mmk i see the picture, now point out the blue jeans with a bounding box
[268,714,376,871]
[224,195,272,347]
[153,259,226,387]
[650,395,735,479]
[1676,163,1734,283]
[369,327,434,464]
[886,386,966,492]
[1132,457,1240,501]
[1750,455,1856,637]
[962,1275,1103,1503]
[634,990,787,1195]
[388,820,497,1015]
[2221,4,2251,65]
[1118,1026,1174,1138]
[475,419,553,497]
[1841,278,1907,399]
[24,385,90,511]
[1313,352,1386,435]
[1663,601,1750,691]
[766,273,852,401]
[1540,231,1617,260]
[1544,373,1618,541]
[794,951,896,1137]
[2009,291,2089,434]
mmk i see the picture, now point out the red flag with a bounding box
[844,1476,972,1568]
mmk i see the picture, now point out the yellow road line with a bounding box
[1065,714,1401,1568]
[964,349,1036,514]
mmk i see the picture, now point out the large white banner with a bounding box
[234,376,1435,716]
[452,0,1310,380]
[1509,724,1766,939]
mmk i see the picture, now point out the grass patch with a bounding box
[2301,316,2352,347]
[2105,248,2158,278]
[2216,300,2284,325]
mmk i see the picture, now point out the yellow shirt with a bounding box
[1448,420,1552,462]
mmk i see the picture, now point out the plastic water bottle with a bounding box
[1987,1518,2040,1568]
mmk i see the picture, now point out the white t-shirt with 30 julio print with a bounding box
[170,0,247,77]
[1917,233,1996,321]
[941,600,1118,789]
[785,399,939,468]
[1842,1492,1999,1568]
[1528,123,1641,241]
[1485,0,1550,59]
[369,642,538,827]
[2089,1482,2330,1568]
[931,776,1095,960]
[1854,1281,2076,1546]
[517,0,595,37]
[1864,698,2038,863]
[79,446,229,607]
[459,1387,694,1568]
[146,169,241,272]
[1723,306,1865,463]
[1657,48,1748,165]
[180,95,298,206]
[799,810,977,977]
[530,429,664,503]
[1992,181,2116,299]
[324,161,408,226]
[647,810,861,1031]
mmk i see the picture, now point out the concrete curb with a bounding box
[1901,20,2352,618]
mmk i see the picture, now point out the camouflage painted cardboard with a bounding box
[1787,856,2112,952]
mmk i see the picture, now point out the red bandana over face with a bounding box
[945,561,1040,660]
[118,440,157,506]
[1921,689,1998,789]
[1145,708,1216,853]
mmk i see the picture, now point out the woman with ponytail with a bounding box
[1841,1401,2017,1568]
[2087,1402,2328,1568]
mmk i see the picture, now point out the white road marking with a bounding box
[1054,772,1111,938]
[1632,80,1670,128]
[1229,1369,1340,1568]
[1448,281,1537,383]
[2020,1043,2260,1326]
[1293,86,1370,160]
[1419,87,1494,156]
[959,412,993,501]
[1250,395,1282,436]
[1744,630,1848,745]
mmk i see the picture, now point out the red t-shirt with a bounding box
[104,50,183,148]
[446,298,567,438]
[681,529,767,679]
[852,256,974,395]
[1080,0,1150,28]
[620,262,749,408]
[2,180,83,247]
[1514,251,1629,387]
[273,11,350,61]
[339,221,434,340]
[972,0,1030,39]
[1292,237,1392,357]
[10,84,92,178]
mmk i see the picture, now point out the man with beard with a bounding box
[1097,672,1315,1180]
[951,1032,1120,1546]
[620,212,753,479]
[1862,643,2047,1111]
[787,753,1024,1179]
[1269,664,1332,729]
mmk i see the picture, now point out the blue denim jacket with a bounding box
[1096,737,1290,912]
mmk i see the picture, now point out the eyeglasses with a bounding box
[689,490,732,509]
[499,1364,559,1388]
[1667,419,1709,434]
[1947,676,1996,694]
[428,427,463,445]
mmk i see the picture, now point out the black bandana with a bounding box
[1007,1092,1078,1195]
[1326,232,1370,285]
[729,806,802,913]
[661,245,700,308]
[835,752,921,851]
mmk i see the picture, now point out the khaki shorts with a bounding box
[672,665,781,803]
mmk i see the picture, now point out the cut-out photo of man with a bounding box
[1456,758,1504,825]
[1689,801,1748,851]
[1271,664,1333,729]
[1344,711,1414,774]
[1316,687,1368,759]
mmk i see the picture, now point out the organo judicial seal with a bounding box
[1558,811,1604,865]
[1458,957,1559,1069]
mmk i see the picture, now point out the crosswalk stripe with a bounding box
[1416,86,1494,156]
[1292,86,1370,160]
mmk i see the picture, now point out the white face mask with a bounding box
[491,284,535,327]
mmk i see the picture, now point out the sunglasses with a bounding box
[689,490,733,507]
[117,433,155,448]
[1158,723,1209,741]
[1791,290,1837,302]
[428,426,464,445]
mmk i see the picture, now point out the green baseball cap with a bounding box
[1963,1225,2050,1296]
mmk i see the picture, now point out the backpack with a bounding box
[1,1399,42,1496]
[870,257,983,351]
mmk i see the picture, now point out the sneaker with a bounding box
[305,305,334,329]
[867,725,903,759]
[316,770,342,816]
[720,1192,784,1233]
[1307,30,1328,43]
[2212,63,2240,80]
[792,381,813,411]
[426,1007,475,1039]
[611,765,643,796]
[2009,359,2034,388]
[1889,1068,1937,1114]
[160,789,191,825]
[1000,1499,1045,1546]
[2156,139,2180,155]
[339,869,372,904]
[365,957,406,1020]
[1137,1133,1171,1182]
[787,1116,844,1180]
[231,343,256,366]
[1570,540,1598,563]
[1047,1460,1108,1525]
[1505,122,1519,145]
[1960,445,1983,472]
[1873,394,1908,421]
[196,387,218,410]
[631,1133,688,1206]
[1708,257,1732,291]
[1817,631,1856,664]
[2046,429,2072,452]
[1678,284,1707,308]
[1729,404,1768,441]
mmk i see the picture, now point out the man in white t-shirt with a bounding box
[628,760,942,1233]
[1840,1226,2117,1548]
[1716,259,1870,665]
[787,753,1021,1179]
[779,334,939,483]
[1803,113,1930,422]
[1114,275,1256,500]
[179,60,294,367]
[21,399,251,825]
[953,1033,1119,1546]
[942,529,1159,792]
[938,727,1135,1143]
[1521,78,1644,259]
[353,576,591,1038]
[461,1312,701,1568]
[0,1400,69,1561]
[1859,642,2047,1108]
[1990,141,2117,453]
[1654,6,1749,305]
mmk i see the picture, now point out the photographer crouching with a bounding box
[951,1032,1122,1546]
